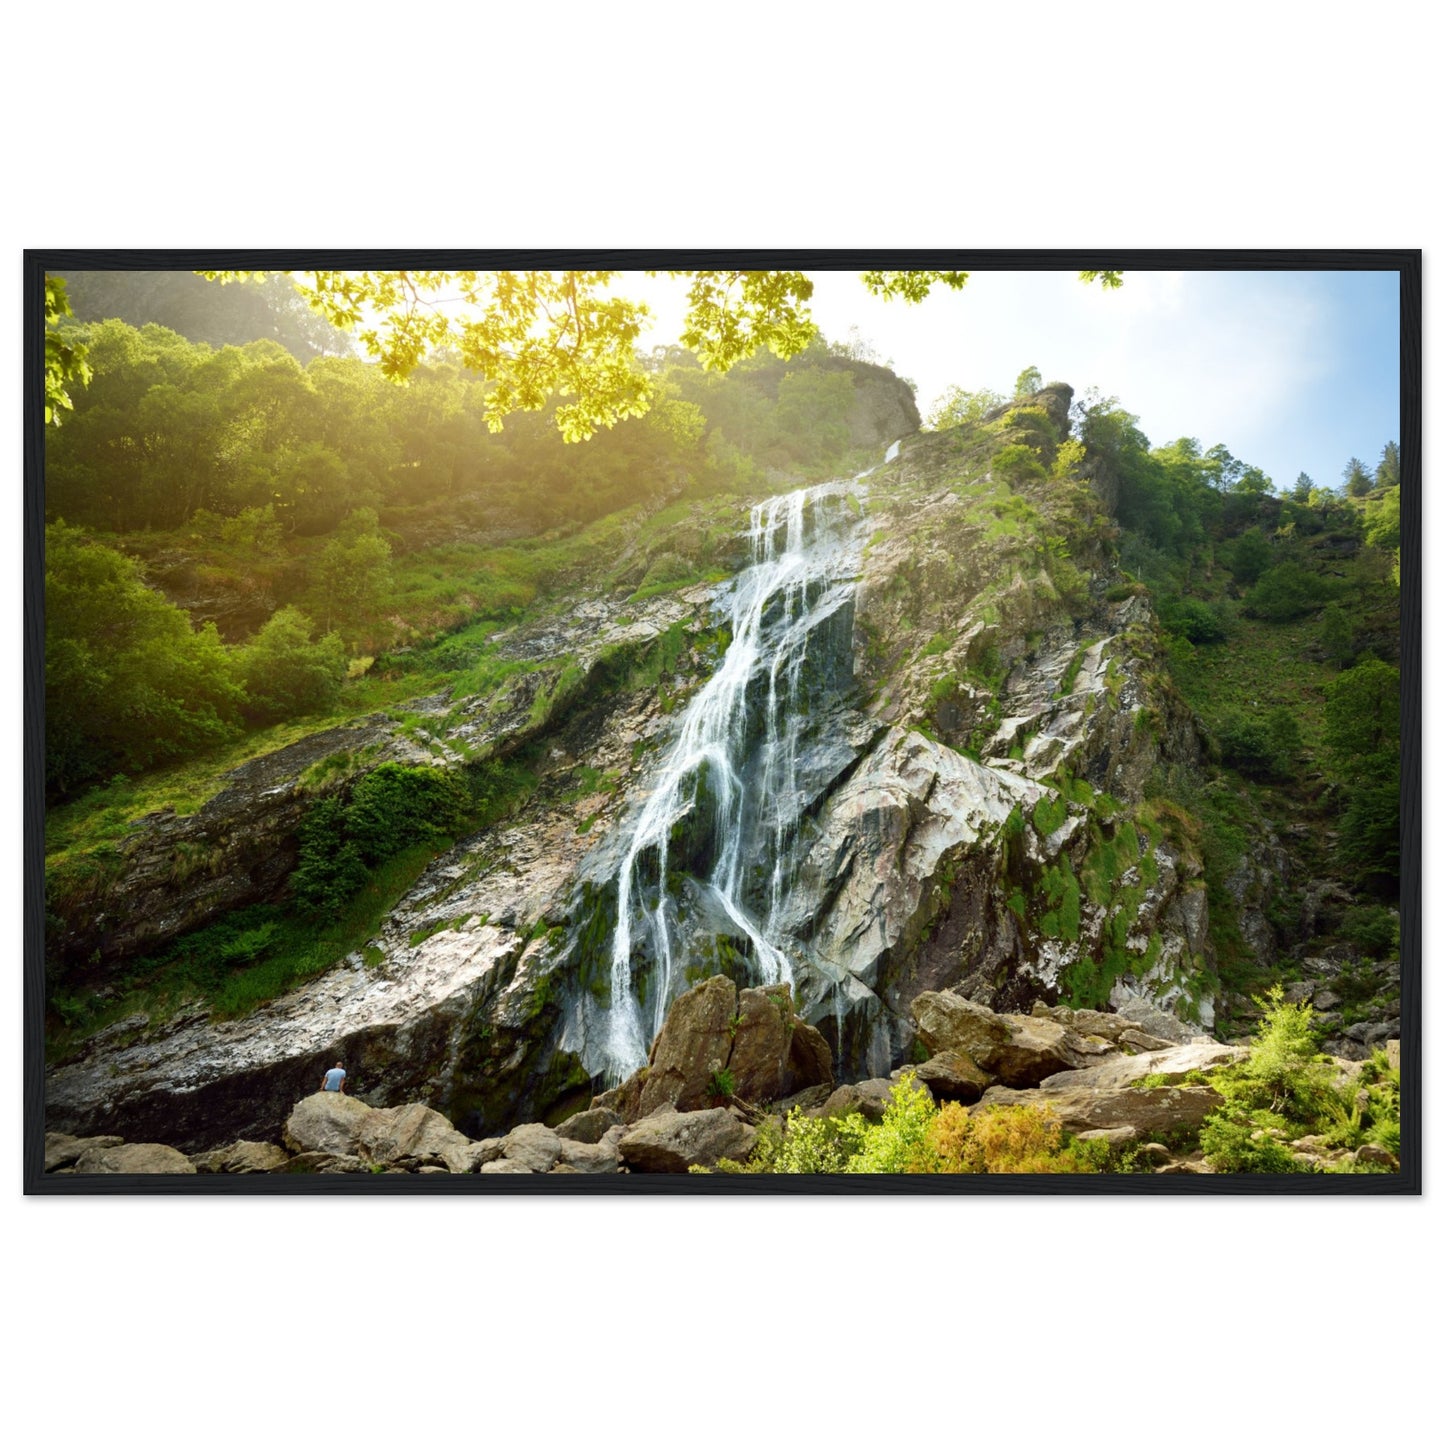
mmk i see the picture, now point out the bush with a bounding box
[1214,706,1301,781]
[1199,1114,1311,1173]
[237,606,347,726]
[345,763,471,863]
[1160,595,1229,643]
[928,1102,1102,1174]
[1243,562,1338,621]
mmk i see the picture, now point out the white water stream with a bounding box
[601,474,873,1080]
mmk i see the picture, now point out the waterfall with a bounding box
[601,477,867,1081]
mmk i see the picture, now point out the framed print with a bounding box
[23,250,1420,1193]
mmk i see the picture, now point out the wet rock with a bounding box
[618,1107,756,1173]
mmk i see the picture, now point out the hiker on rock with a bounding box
[320,1061,347,1094]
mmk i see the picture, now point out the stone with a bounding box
[1075,1126,1137,1147]
[1031,1003,1137,1045]
[45,1132,125,1172]
[501,1123,563,1173]
[979,1077,1226,1136]
[272,1151,365,1173]
[1386,1039,1400,1072]
[556,1132,625,1174]
[1038,1040,1244,1094]
[618,1107,756,1173]
[770,1085,833,1116]
[479,1158,535,1174]
[1117,1028,1175,1053]
[283,1092,483,1173]
[635,974,738,1118]
[1312,989,1341,1012]
[912,1049,992,1102]
[911,992,1107,1086]
[191,1140,290,1174]
[1112,999,1201,1045]
[1136,1142,1172,1166]
[555,1108,624,1144]
[1282,981,1315,1005]
[73,1142,197,1174]
[283,1092,375,1156]
[820,1076,926,1122]
[726,985,795,1103]
[1354,1143,1399,1170]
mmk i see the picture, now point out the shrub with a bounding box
[928,1102,1101,1174]
[1159,595,1228,644]
[1199,1114,1311,1173]
[237,606,347,726]
[1243,562,1338,621]
[1214,707,1301,781]
[847,1074,939,1173]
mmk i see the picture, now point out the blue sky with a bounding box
[634,269,1401,492]
[803,269,1402,492]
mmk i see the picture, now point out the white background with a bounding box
[3,5,1438,1442]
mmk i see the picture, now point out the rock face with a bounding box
[596,977,833,1125]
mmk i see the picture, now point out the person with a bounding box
[320,1061,347,1094]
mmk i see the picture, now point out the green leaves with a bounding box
[43,276,92,426]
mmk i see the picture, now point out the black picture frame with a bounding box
[23,247,1422,1195]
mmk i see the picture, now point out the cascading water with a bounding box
[598,475,870,1082]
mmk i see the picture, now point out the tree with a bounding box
[1374,440,1400,491]
[200,269,1123,442]
[1014,365,1043,397]
[236,606,347,725]
[1292,472,1314,501]
[43,277,92,426]
[311,508,392,635]
[1342,456,1373,497]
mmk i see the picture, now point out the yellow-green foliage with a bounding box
[926,1102,1102,1174]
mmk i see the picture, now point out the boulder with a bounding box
[770,1085,834,1116]
[1112,999,1201,1045]
[619,1107,756,1172]
[45,1132,125,1172]
[284,1092,375,1156]
[283,1092,483,1173]
[1386,1039,1400,1072]
[912,1050,991,1102]
[271,1151,365,1173]
[821,1077,922,1122]
[1117,1029,1175,1053]
[911,992,1107,1086]
[555,1127,626,1175]
[1075,1126,1138,1147]
[609,977,834,1124]
[1030,1003,1138,1045]
[73,1142,196,1174]
[979,1080,1225,1136]
[635,974,738,1118]
[479,1158,535,1174]
[1037,1041,1244,1095]
[500,1123,562,1173]
[191,1140,290,1174]
[555,1108,624,1144]
[1354,1143,1399,1170]
[726,986,795,1103]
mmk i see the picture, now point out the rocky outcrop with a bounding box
[191,1140,290,1174]
[595,977,833,1125]
[910,990,1110,1086]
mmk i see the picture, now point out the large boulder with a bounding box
[608,977,834,1124]
[635,974,738,1118]
[555,1107,623,1144]
[554,1126,626,1175]
[975,1040,1242,1135]
[913,1050,991,1102]
[911,992,1107,1086]
[500,1123,562,1173]
[283,1091,484,1173]
[73,1142,196,1174]
[618,1107,756,1172]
